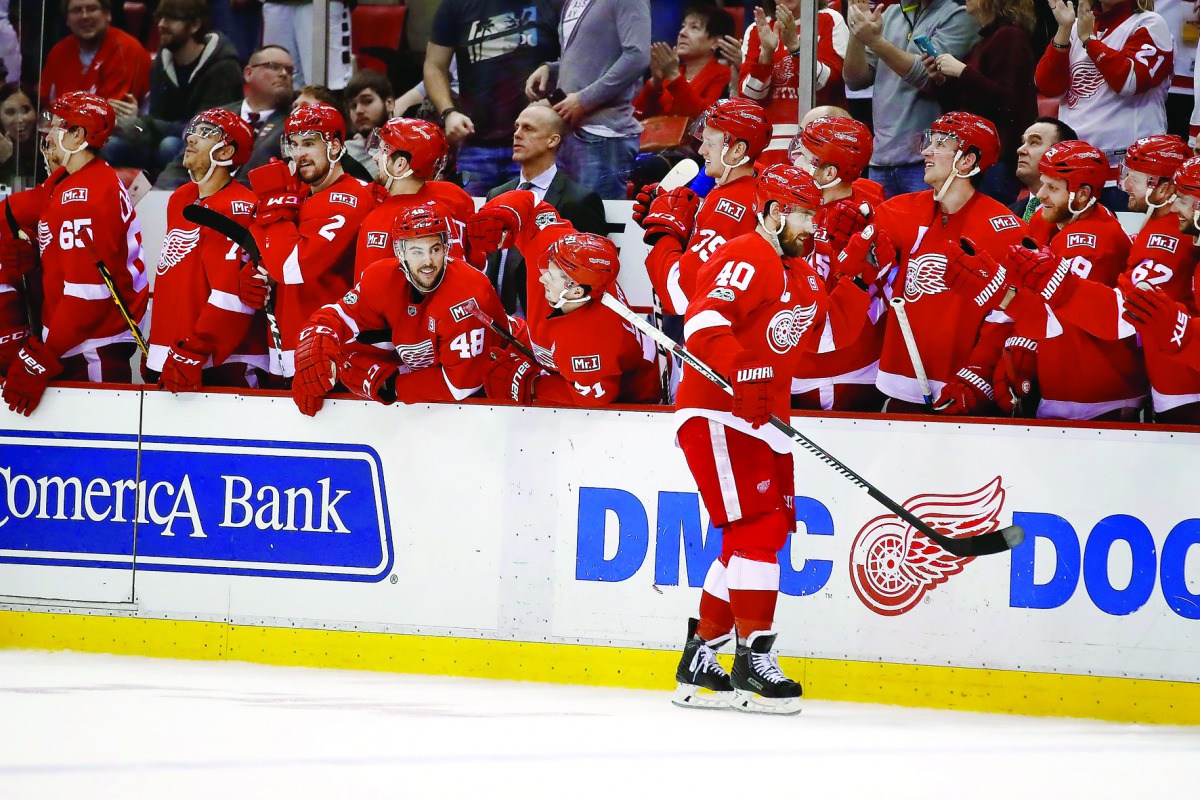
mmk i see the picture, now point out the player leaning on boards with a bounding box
[1,92,148,416]
[236,102,382,411]
[467,189,659,407]
[290,204,506,413]
[147,109,269,393]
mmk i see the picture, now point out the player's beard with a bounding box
[778,224,808,258]
[1039,202,1070,226]
[1178,213,1200,237]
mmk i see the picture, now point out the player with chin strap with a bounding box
[146,108,269,393]
[237,102,381,408]
[354,117,478,278]
[467,189,659,407]
[1,91,148,416]
[670,164,835,715]
[289,204,506,415]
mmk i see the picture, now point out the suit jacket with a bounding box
[154,100,290,190]
[485,168,607,316]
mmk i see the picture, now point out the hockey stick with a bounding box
[459,297,554,371]
[90,248,149,357]
[890,297,934,407]
[3,201,39,338]
[599,292,1024,558]
[181,204,285,375]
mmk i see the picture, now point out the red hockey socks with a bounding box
[695,559,734,642]
[726,554,780,643]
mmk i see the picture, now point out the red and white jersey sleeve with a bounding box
[148,181,262,372]
[34,159,148,359]
[646,174,760,315]
[353,181,477,279]
[330,258,506,402]
[872,190,1027,404]
[252,172,380,374]
[678,231,829,452]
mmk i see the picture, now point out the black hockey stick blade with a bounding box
[460,297,548,370]
[182,203,261,264]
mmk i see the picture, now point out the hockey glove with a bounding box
[159,338,209,393]
[944,238,1009,311]
[642,187,700,246]
[1122,285,1193,355]
[835,224,895,283]
[934,366,996,416]
[3,339,62,416]
[467,203,521,254]
[483,348,539,405]
[293,322,342,400]
[631,182,659,228]
[238,263,270,310]
[823,199,871,254]
[249,159,306,225]
[994,336,1038,415]
[730,353,774,428]
[0,236,37,284]
[291,380,324,417]
[339,350,399,404]
[1007,241,1077,308]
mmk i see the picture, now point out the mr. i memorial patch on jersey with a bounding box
[449,300,475,323]
[714,198,746,221]
[60,188,88,204]
[230,200,254,216]
[1066,233,1097,249]
[989,215,1020,232]
[366,232,388,249]
[1147,233,1179,253]
[571,354,601,373]
[329,192,358,207]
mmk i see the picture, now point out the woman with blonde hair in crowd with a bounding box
[924,0,1039,204]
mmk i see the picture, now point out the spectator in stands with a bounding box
[923,0,1038,205]
[292,84,340,111]
[844,0,979,198]
[103,0,244,178]
[1035,0,1173,211]
[211,0,262,64]
[740,0,850,164]
[526,0,652,200]
[634,3,735,125]
[0,83,44,189]
[343,70,395,180]
[1009,116,1078,220]
[156,45,296,189]
[484,102,607,318]
[41,0,151,106]
[425,0,562,195]
[262,0,353,90]
[0,0,20,84]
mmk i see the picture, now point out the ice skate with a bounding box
[671,618,734,710]
[730,630,802,715]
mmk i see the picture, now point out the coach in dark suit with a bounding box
[485,103,607,317]
[154,45,296,189]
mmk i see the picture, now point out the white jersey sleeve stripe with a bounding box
[208,289,255,315]
[442,368,478,401]
[282,245,304,284]
[332,303,361,336]
[64,281,112,300]
[684,309,732,341]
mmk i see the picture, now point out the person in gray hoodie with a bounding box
[103,0,244,176]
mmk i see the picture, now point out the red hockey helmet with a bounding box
[927,111,1000,173]
[367,117,448,181]
[284,102,346,142]
[755,163,822,215]
[1039,140,1110,195]
[184,107,255,168]
[539,232,620,300]
[1172,156,1200,199]
[1123,135,1191,180]
[698,98,770,160]
[47,91,115,148]
[392,203,453,248]
[792,115,872,181]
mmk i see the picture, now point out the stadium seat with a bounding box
[727,5,746,38]
[1037,95,1060,118]
[351,5,407,59]
[638,115,690,154]
[122,1,146,38]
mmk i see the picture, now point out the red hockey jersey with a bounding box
[353,181,478,279]
[679,231,830,452]
[251,172,380,376]
[646,174,760,315]
[148,181,266,373]
[871,190,1027,404]
[327,258,506,402]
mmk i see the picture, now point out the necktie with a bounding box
[247,110,263,136]
[518,181,535,192]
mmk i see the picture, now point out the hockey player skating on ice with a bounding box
[2,92,148,416]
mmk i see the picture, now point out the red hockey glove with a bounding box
[835,224,895,283]
[730,354,774,428]
[238,263,270,310]
[1122,284,1193,354]
[3,339,62,416]
[642,187,700,246]
[0,236,37,284]
[631,182,660,228]
[994,336,1037,414]
[483,348,539,405]
[291,380,324,417]
[1007,241,1077,308]
[249,159,306,225]
[467,203,522,254]
[823,199,871,253]
[293,322,341,400]
[944,238,1009,311]
[159,338,209,393]
[934,366,995,415]
[338,350,399,404]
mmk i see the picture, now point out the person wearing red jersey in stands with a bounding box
[146,108,268,392]
[40,0,150,107]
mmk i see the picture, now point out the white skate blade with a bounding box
[731,689,802,716]
[671,683,733,710]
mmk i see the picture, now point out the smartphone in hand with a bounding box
[913,35,938,58]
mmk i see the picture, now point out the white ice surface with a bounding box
[0,650,1197,799]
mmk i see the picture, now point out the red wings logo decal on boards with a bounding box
[157,227,202,274]
[849,477,1005,616]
